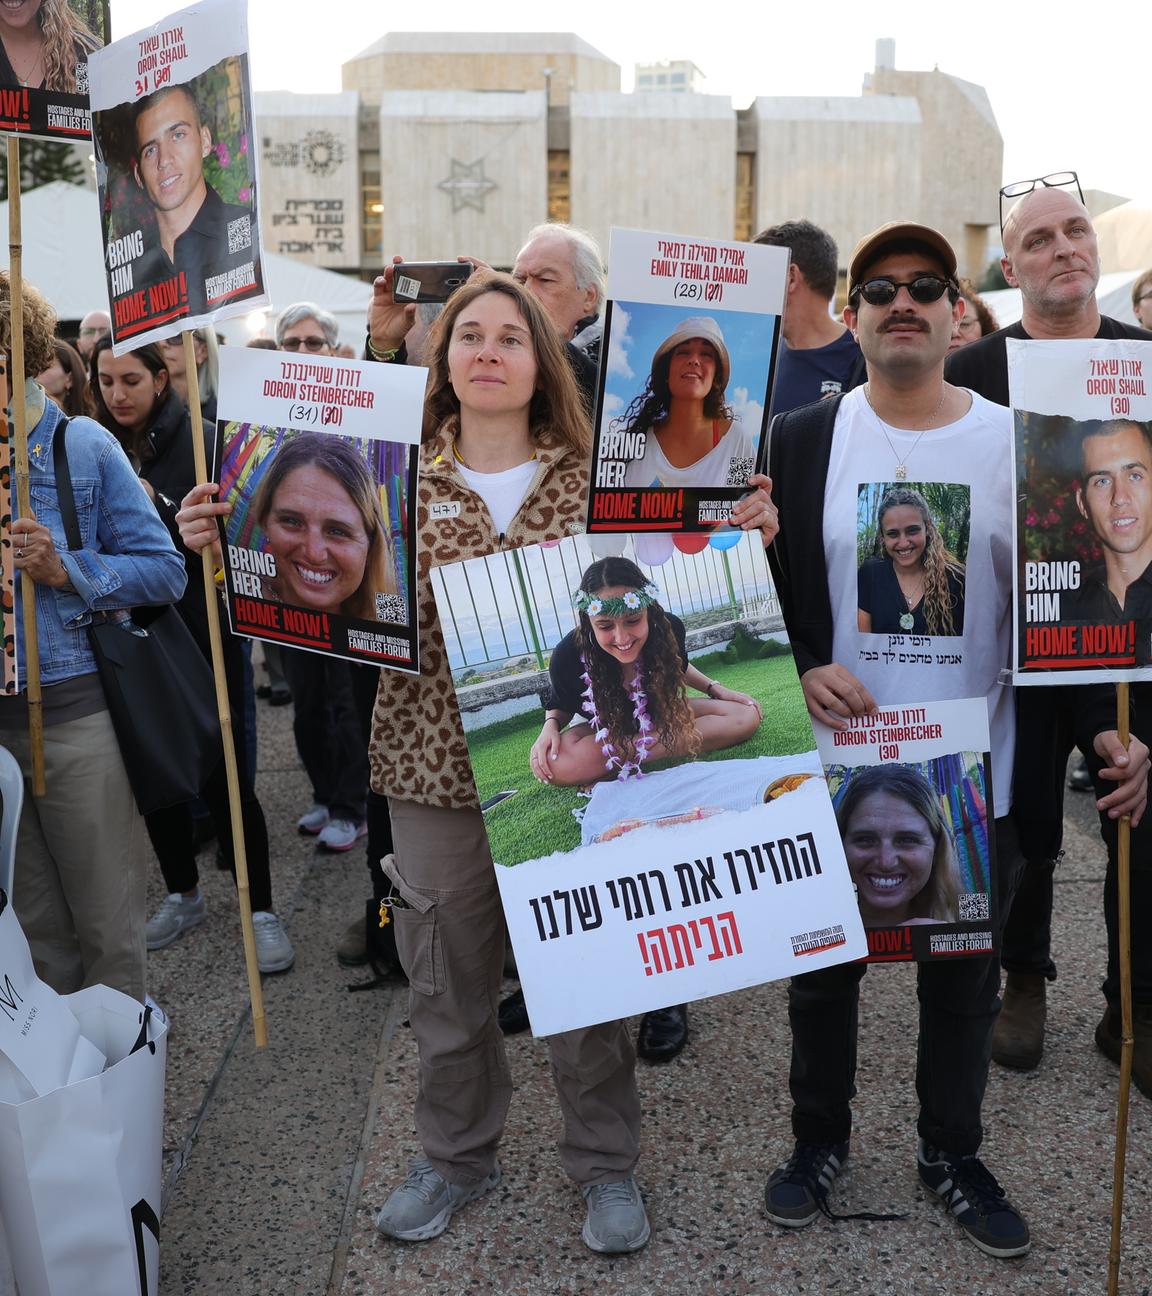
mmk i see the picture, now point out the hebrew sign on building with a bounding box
[255,90,360,270]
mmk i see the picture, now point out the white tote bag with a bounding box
[0,899,105,1103]
[0,984,167,1296]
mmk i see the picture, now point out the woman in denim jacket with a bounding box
[1,274,186,1002]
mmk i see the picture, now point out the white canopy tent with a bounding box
[0,181,373,348]
[1094,201,1152,275]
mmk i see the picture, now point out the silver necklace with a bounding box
[900,578,924,608]
[9,46,43,88]
[864,383,947,481]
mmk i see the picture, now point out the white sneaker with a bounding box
[318,818,368,852]
[252,911,295,973]
[146,891,207,950]
[297,804,330,835]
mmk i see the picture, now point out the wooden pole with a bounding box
[1107,680,1132,1296]
[6,138,45,796]
[183,331,267,1047]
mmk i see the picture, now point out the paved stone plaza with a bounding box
[155,700,1150,1295]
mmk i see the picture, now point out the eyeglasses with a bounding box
[852,275,955,307]
[280,336,329,352]
[998,170,1083,234]
[78,326,108,337]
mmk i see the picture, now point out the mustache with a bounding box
[879,315,930,333]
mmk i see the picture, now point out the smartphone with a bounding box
[392,261,473,304]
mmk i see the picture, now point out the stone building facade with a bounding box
[252,34,1003,282]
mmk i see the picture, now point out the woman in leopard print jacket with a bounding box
[175,269,778,1252]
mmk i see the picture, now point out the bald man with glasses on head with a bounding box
[946,172,1152,1093]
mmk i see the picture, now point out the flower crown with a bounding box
[573,582,660,618]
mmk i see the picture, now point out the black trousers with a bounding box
[346,665,393,899]
[1002,686,1152,1006]
[281,650,369,823]
[144,617,273,912]
[787,816,1024,1157]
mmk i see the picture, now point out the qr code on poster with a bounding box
[75,61,88,94]
[725,456,754,486]
[227,216,252,254]
[958,892,989,921]
[375,593,407,625]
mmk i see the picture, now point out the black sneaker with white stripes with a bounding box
[917,1140,1031,1258]
[764,1140,849,1227]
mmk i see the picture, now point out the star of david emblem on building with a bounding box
[438,158,498,213]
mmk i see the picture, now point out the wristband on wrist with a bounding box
[705,680,719,698]
[366,334,400,362]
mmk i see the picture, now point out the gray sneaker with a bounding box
[146,891,207,950]
[581,1178,650,1253]
[252,911,295,973]
[297,803,330,835]
[318,818,368,852]
[376,1157,501,1242]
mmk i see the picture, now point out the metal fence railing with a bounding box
[431,533,781,674]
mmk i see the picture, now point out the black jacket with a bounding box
[765,395,843,679]
[136,389,215,647]
[945,316,1152,405]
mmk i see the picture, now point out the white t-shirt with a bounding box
[823,386,1016,812]
[456,458,538,537]
[622,420,757,489]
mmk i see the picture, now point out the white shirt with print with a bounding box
[822,386,1015,812]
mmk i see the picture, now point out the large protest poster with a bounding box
[432,531,865,1035]
[213,346,423,672]
[0,0,108,142]
[87,0,267,352]
[1009,338,1152,682]
[587,228,787,535]
[814,698,996,963]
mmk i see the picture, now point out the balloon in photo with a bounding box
[586,534,627,558]
[672,534,711,555]
[708,531,743,552]
[633,534,674,566]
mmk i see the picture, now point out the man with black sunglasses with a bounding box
[947,184,1152,1091]
[765,221,1148,1257]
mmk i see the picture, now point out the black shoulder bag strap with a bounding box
[50,419,82,552]
[49,418,222,814]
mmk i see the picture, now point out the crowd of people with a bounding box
[3,177,1151,1262]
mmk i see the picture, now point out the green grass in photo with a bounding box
[471,653,811,868]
